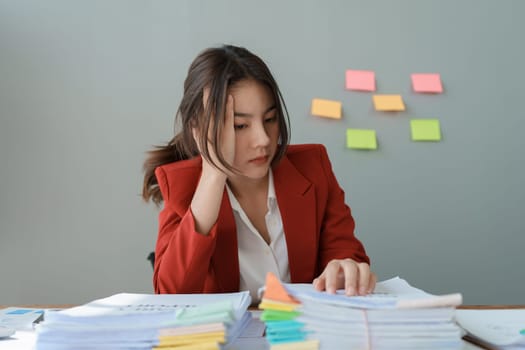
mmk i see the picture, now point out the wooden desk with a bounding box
[459,305,525,309]
[456,305,525,350]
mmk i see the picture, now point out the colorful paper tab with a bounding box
[270,339,320,350]
[261,272,300,305]
[259,300,299,312]
[261,309,301,322]
[411,73,443,93]
[346,129,377,150]
[311,98,342,119]
[266,320,306,333]
[345,70,376,91]
[372,94,405,111]
[410,119,441,141]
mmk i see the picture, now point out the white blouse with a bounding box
[226,171,291,303]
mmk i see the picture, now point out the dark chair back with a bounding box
[147,251,155,270]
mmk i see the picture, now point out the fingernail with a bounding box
[346,287,355,296]
[359,287,367,295]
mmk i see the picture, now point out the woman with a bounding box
[142,45,375,302]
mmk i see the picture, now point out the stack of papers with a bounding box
[455,309,525,349]
[260,273,464,350]
[34,292,251,350]
[0,307,44,331]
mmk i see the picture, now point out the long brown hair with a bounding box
[142,45,290,205]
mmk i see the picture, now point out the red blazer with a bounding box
[153,144,369,294]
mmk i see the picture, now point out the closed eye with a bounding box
[264,116,277,123]
[234,124,248,130]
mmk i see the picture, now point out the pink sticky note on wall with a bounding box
[345,70,376,91]
[411,73,443,93]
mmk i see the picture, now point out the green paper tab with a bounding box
[410,119,441,141]
[174,300,234,325]
[260,309,301,321]
[346,129,377,149]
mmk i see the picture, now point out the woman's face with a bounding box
[229,79,280,180]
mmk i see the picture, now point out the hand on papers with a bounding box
[313,258,376,296]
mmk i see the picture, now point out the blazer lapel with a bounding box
[273,156,317,283]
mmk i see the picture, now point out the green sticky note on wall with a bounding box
[346,129,377,149]
[410,119,441,141]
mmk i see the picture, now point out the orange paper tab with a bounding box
[261,272,300,304]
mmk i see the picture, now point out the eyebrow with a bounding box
[234,105,276,117]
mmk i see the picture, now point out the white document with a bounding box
[284,276,462,309]
[455,309,525,348]
[45,291,251,322]
[0,307,44,331]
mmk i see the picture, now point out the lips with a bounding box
[250,155,269,163]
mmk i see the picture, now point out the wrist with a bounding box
[201,164,228,183]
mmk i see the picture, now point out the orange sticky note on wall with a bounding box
[411,73,443,93]
[372,95,405,111]
[311,98,342,119]
[345,70,376,91]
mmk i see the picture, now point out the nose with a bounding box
[252,121,270,147]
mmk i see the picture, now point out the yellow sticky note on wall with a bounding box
[410,119,441,141]
[346,129,377,149]
[373,95,405,111]
[311,98,342,119]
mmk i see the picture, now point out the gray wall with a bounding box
[1,0,524,305]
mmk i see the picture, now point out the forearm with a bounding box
[190,167,227,235]
[154,209,218,293]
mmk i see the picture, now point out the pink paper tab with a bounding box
[411,73,443,93]
[345,70,376,91]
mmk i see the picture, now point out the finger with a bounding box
[323,261,341,294]
[368,272,377,294]
[225,94,234,126]
[356,263,371,296]
[222,95,235,169]
[312,275,326,292]
[341,259,359,296]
